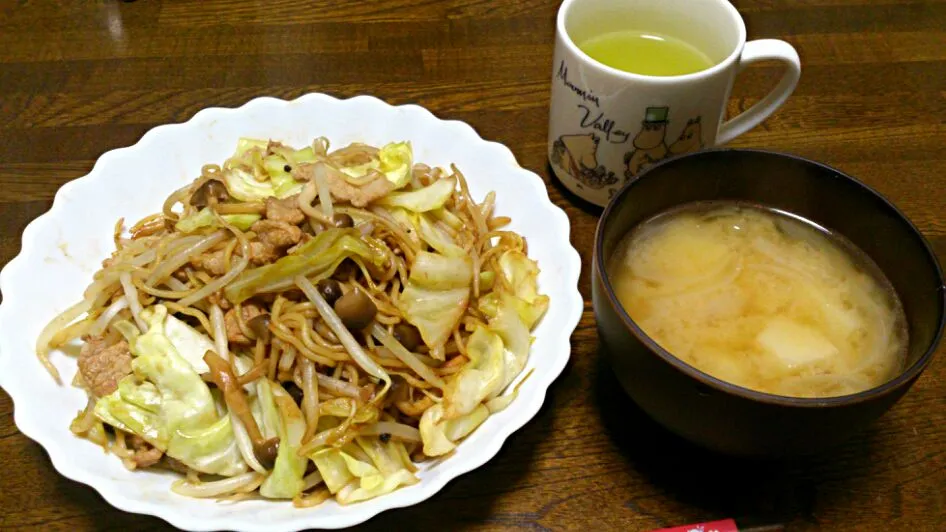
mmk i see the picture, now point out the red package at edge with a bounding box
[649,518,740,532]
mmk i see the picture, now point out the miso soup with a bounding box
[607,202,908,398]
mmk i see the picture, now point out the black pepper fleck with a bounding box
[379,433,391,443]
[284,164,292,172]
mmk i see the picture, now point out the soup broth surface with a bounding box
[608,202,908,398]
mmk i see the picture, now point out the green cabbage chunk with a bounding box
[319,397,380,424]
[259,380,308,499]
[229,138,316,193]
[443,326,505,419]
[311,439,419,504]
[311,448,353,494]
[261,153,311,198]
[416,212,465,257]
[487,294,533,392]
[174,208,260,233]
[376,141,413,188]
[155,308,216,374]
[355,437,402,476]
[389,208,464,257]
[388,208,424,249]
[478,270,495,291]
[273,173,303,198]
[222,166,303,202]
[233,137,268,157]
[337,468,417,505]
[222,168,273,202]
[478,250,549,325]
[94,305,246,476]
[397,251,473,351]
[339,141,413,189]
[442,403,489,441]
[418,402,489,457]
[269,145,318,167]
[418,249,546,455]
[432,206,463,231]
[498,250,549,328]
[223,137,410,203]
[224,228,387,303]
[254,377,280,439]
[378,177,456,212]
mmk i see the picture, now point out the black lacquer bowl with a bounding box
[592,149,945,456]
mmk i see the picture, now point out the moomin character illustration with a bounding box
[550,132,618,189]
[624,106,670,179]
[669,116,704,156]
[624,107,705,180]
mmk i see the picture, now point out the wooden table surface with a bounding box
[1,1,944,530]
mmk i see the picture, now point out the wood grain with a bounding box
[0,0,944,530]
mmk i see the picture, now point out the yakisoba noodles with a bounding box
[37,137,548,506]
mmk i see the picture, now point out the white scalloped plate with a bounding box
[0,94,582,531]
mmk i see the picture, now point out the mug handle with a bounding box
[717,39,801,145]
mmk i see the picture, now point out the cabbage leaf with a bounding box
[311,448,354,494]
[497,250,549,328]
[94,305,246,476]
[259,381,308,499]
[225,228,387,303]
[486,294,532,393]
[319,397,380,424]
[261,153,312,197]
[389,208,464,257]
[443,326,505,419]
[155,309,216,374]
[417,249,546,454]
[337,141,413,190]
[311,443,418,504]
[376,141,413,188]
[416,213,465,257]
[378,177,456,212]
[174,208,260,233]
[418,402,489,457]
[336,468,417,505]
[222,167,303,202]
[397,251,473,351]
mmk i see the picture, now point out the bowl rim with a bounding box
[594,147,946,408]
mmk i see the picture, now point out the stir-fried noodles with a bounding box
[37,137,548,506]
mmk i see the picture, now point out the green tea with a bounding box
[578,30,714,76]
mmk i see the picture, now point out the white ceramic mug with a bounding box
[548,0,801,206]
